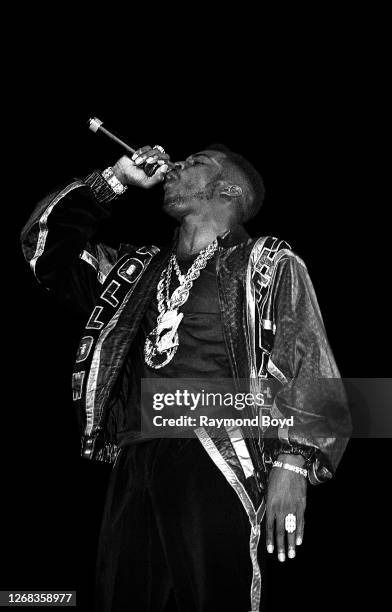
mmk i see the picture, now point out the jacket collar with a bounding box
[217,224,250,248]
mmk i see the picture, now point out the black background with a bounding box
[3,23,389,611]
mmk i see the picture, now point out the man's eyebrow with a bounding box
[192,153,222,168]
[190,153,212,160]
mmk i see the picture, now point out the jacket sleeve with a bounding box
[20,176,123,318]
[268,253,352,484]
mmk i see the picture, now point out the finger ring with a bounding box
[285,513,296,533]
[153,145,165,153]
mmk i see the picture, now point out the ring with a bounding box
[285,513,296,533]
[153,145,165,153]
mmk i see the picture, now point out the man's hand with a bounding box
[266,453,307,562]
[112,146,171,190]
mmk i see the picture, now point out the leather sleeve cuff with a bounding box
[271,441,316,467]
[271,442,334,485]
[83,170,121,204]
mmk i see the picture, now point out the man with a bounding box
[21,143,350,611]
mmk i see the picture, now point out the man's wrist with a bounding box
[272,460,308,478]
[111,162,128,186]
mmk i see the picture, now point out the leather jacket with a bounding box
[21,175,351,513]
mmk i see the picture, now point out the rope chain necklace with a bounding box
[144,239,218,369]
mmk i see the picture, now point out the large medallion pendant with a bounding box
[144,309,184,369]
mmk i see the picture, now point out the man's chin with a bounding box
[163,191,206,216]
[162,196,190,218]
[164,196,181,205]
[163,195,186,208]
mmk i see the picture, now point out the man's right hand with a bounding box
[112,145,171,190]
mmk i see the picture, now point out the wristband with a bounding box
[271,442,315,468]
[272,460,308,478]
[101,167,127,195]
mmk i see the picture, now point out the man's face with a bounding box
[162,150,226,217]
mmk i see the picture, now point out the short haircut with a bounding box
[205,143,265,223]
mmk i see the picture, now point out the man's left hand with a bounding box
[266,453,307,562]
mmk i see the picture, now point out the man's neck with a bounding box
[176,214,232,258]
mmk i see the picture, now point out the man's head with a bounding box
[162,144,265,225]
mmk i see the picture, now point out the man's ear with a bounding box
[219,182,243,198]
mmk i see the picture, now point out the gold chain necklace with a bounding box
[144,239,218,369]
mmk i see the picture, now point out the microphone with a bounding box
[88,117,174,177]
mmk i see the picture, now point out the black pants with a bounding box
[94,438,267,612]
